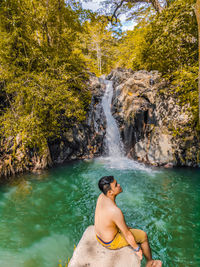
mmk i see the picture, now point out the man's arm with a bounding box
[113,207,142,259]
[113,207,138,248]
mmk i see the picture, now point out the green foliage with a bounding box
[0,0,91,154]
[0,72,90,152]
[142,0,198,74]
[114,0,198,127]
[0,0,199,159]
[81,15,118,76]
[112,23,149,69]
[170,65,199,125]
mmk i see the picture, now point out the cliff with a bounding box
[1,68,199,180]
[0,73,106,179]
[108,68,200,167]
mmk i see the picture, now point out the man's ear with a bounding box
[107,189,113,196]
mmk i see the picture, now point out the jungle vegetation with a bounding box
[0,0,199,168]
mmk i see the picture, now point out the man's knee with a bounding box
[138,229,148,243]
[130,229,148,243]
[142,231,148,243]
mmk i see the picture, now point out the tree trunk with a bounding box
[128,0,163,13]
[110,0,164,24]
[96,43,102,74]
[149,0,163,13]
[196,0,200,123]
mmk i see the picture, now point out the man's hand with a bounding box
[135,248,143,260]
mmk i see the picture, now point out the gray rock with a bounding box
[1,68,199,179]
[110,68,199,167]
[49,73,107,164]
[68,226,141,267]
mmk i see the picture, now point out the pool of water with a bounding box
[0,158,199,267]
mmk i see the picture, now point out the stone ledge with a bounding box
[68,225,141,267]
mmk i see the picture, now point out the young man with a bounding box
[95,176,162,267]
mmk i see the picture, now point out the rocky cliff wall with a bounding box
[0,73,106,179]
[108,68,200,167]
[48,74,106,165]
[1,68,199,180]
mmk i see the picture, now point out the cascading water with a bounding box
[101,79,150,171]
[101,80,125,158]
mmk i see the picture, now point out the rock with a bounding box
[64,130,74,143]
[68,226,141,267]
[163,163,173,168]
[1,68,199,179]
[48,73,106,165]
[109,68,200,167]
[0,73,107,179]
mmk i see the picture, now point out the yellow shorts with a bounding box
[96,229,147,249]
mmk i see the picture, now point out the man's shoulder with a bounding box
[112,205,122,215]
[97,194,123,215]
[107,203,122,218]
[97,193,104,199]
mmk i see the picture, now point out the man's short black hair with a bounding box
[98,176,114,195]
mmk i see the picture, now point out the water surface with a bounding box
[0,159,199,267]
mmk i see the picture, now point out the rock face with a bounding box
[0,73,107,180]
[68,226,141,267]
[1,68,199,179]
[108,68,200,167]
[48,74,106,164]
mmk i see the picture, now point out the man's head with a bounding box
[98,176,122,196]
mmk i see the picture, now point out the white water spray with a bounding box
[102,80,125,157]
[100,79,151,172]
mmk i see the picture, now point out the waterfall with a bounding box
[102,80,125,158]
[100,79,150,172]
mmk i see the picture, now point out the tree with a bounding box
[102,0,165,24]
[0,0,91,155]
[196,0,200,123]
[112,0,199,126]
[81,16,118,75]
[112,24,148,69]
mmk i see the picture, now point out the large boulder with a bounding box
[68,226,141,267]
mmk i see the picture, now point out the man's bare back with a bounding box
[95,193,119,242]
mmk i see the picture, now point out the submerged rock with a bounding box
[68,226,141,267]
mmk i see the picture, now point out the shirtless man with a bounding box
[95,176,162,267]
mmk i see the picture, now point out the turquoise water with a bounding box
[0,158,199,267]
